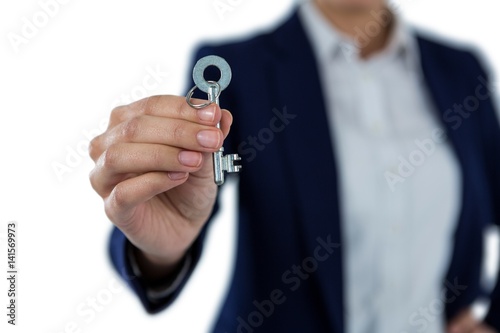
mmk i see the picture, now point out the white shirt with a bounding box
[299,2,462,333]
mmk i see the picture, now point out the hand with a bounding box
[89,95,233,277]
[447,308,497,333]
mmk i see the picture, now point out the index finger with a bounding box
[107,95,221,130]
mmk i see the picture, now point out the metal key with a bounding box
[186,55,241,185]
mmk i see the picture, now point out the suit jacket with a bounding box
[109,8,500,332]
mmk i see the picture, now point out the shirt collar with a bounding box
[298,0,420,70]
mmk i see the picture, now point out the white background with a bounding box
[1,0,499,332]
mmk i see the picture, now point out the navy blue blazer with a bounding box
[109,8,500,332]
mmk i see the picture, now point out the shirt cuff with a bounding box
[126,241,193,302]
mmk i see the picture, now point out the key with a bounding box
[186,55,242,185]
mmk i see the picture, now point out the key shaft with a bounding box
[207,84,225,185]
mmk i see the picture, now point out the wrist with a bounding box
[129,243,186,283]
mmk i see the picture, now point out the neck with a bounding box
[313,0,394,59]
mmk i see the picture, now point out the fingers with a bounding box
[90,142,208,197]
[91,115,224,162]
[90,97,233,163]
[106,95,221,131]
[103,171,186,229]
[89,94,234,218]
[220,109,233,139]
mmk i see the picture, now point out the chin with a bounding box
[317,0,385,12]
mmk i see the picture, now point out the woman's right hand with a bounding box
[89,95,233,276]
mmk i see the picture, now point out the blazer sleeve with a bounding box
[108,201,219,314]
[107,44,232,314]
[476,60,500,328]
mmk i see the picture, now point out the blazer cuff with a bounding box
[484,297,500,329]
[126,240,193,301]
[109,226,207,314]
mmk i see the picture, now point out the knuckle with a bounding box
[149,146,164,169]
[121,117,140,141]
[88,167,108,198]
[142,95,161,115]
[88,168,100,192]
[101,145,120,170]
[88,136,101,161]
[171,122,186,142]
[111,104,137,125]
[177,101,190,118]
[104,197,118,223]
[110,105,126,121]
[104,188,125,224]
[110,183,128,209]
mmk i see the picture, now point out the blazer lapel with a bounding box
[416,36,477,224]
[417,36,482,317]
[270,11,344,333]
[417,37,471,160]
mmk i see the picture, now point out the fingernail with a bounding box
[197,130,220,148]
[168,172,187,180]
[197,106,215,122]
[178,151,202,167]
